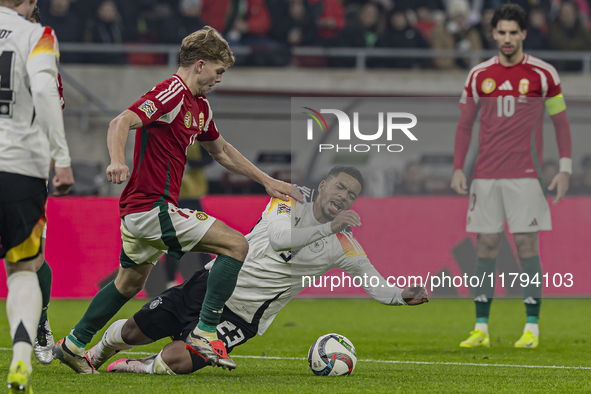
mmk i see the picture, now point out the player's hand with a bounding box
[450,169,468,195]
[106,162,130,184]
[264,178,304,203]
[548,171,570,205]
[402,286,429,305]
[52,166,75,196]
[331,210,361,233]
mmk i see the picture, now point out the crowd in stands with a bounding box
[41,0,591,68]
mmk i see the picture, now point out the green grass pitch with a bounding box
[0,298,590,393]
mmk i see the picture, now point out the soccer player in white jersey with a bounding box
[27,5,66,366]
[451,4,572,349]
[80,166,428,375]
[0,0,74,392]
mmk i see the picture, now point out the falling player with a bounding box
[0,0,74,392]
[451,4,572,348]
[53,26,302,374]
[78,166,428,375]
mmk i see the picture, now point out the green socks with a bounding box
[198,255,244,331]
[70,280,131,346]
[36,261,52,325]
[520,256,542,322]
[474,257,496,321]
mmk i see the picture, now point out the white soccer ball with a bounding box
[307,333,357,376]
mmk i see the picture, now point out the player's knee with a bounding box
[514,234,538,258]
[476,234,500,258]
[225,233,249,261]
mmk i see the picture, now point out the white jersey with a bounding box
[0,7,69,179]
[222,187,405,335]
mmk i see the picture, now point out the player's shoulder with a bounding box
[465,56,498,84]
[523,54,560,84]
[335,228,366,258]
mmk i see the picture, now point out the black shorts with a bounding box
[134,269,258,354]
[0,172,47,262]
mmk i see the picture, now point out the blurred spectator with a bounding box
[376,10,429,68]
[414,6,438,41]
[334,2,381,47]
[178,0,207,37]
[43,0,83,42]
[475,8,496,49]
[543,160,559,196]
[84,0,126,63]
[331,3,382,67]
[394,162,427,195]
[138,2,185,44]
[267,0,320,47]
[224,0,272,43]
[430,0,482,69]
[549,1,591,71]
[198,0,271,41]
[315,0,346,45]
[85,2,124,42]
[523,6,549,50]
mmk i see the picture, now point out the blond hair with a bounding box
[178,26,235,68]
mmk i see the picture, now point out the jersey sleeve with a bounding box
[454,69,479,171]
[337,232,406,305]
[266,197,332,252]
[26,26,59,80]
[196,97,220,142]
[127,78,185,127]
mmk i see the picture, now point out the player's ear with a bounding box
[195,60,205,73]
[521,28,527,40]
[318,180,326,193]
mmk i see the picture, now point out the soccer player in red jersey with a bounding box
[54,26,303,373]
[450,4,572,349]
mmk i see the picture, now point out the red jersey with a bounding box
[454,54,570,179]
[120,74,219,217]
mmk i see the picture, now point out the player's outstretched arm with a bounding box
[401,286,429,305]
[106,110,142,184]
[201,136,304,202]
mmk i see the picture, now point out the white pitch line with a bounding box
[1,348,588,371]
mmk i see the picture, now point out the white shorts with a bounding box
[466,178,551,234]
[120,203,216,267]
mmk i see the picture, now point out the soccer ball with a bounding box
[307,333,357,376]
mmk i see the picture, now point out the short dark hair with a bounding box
[31,6,40,23]
[326,166,364,191]
[491,4,528,31]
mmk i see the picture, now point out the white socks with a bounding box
[6,271,42,371]
[149,351,176,375]
[524,323,539,337]
[474,323,488,334]
[103,319,133,351]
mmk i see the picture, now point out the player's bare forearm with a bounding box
[107,110,140,163]
[106,110,139,183]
